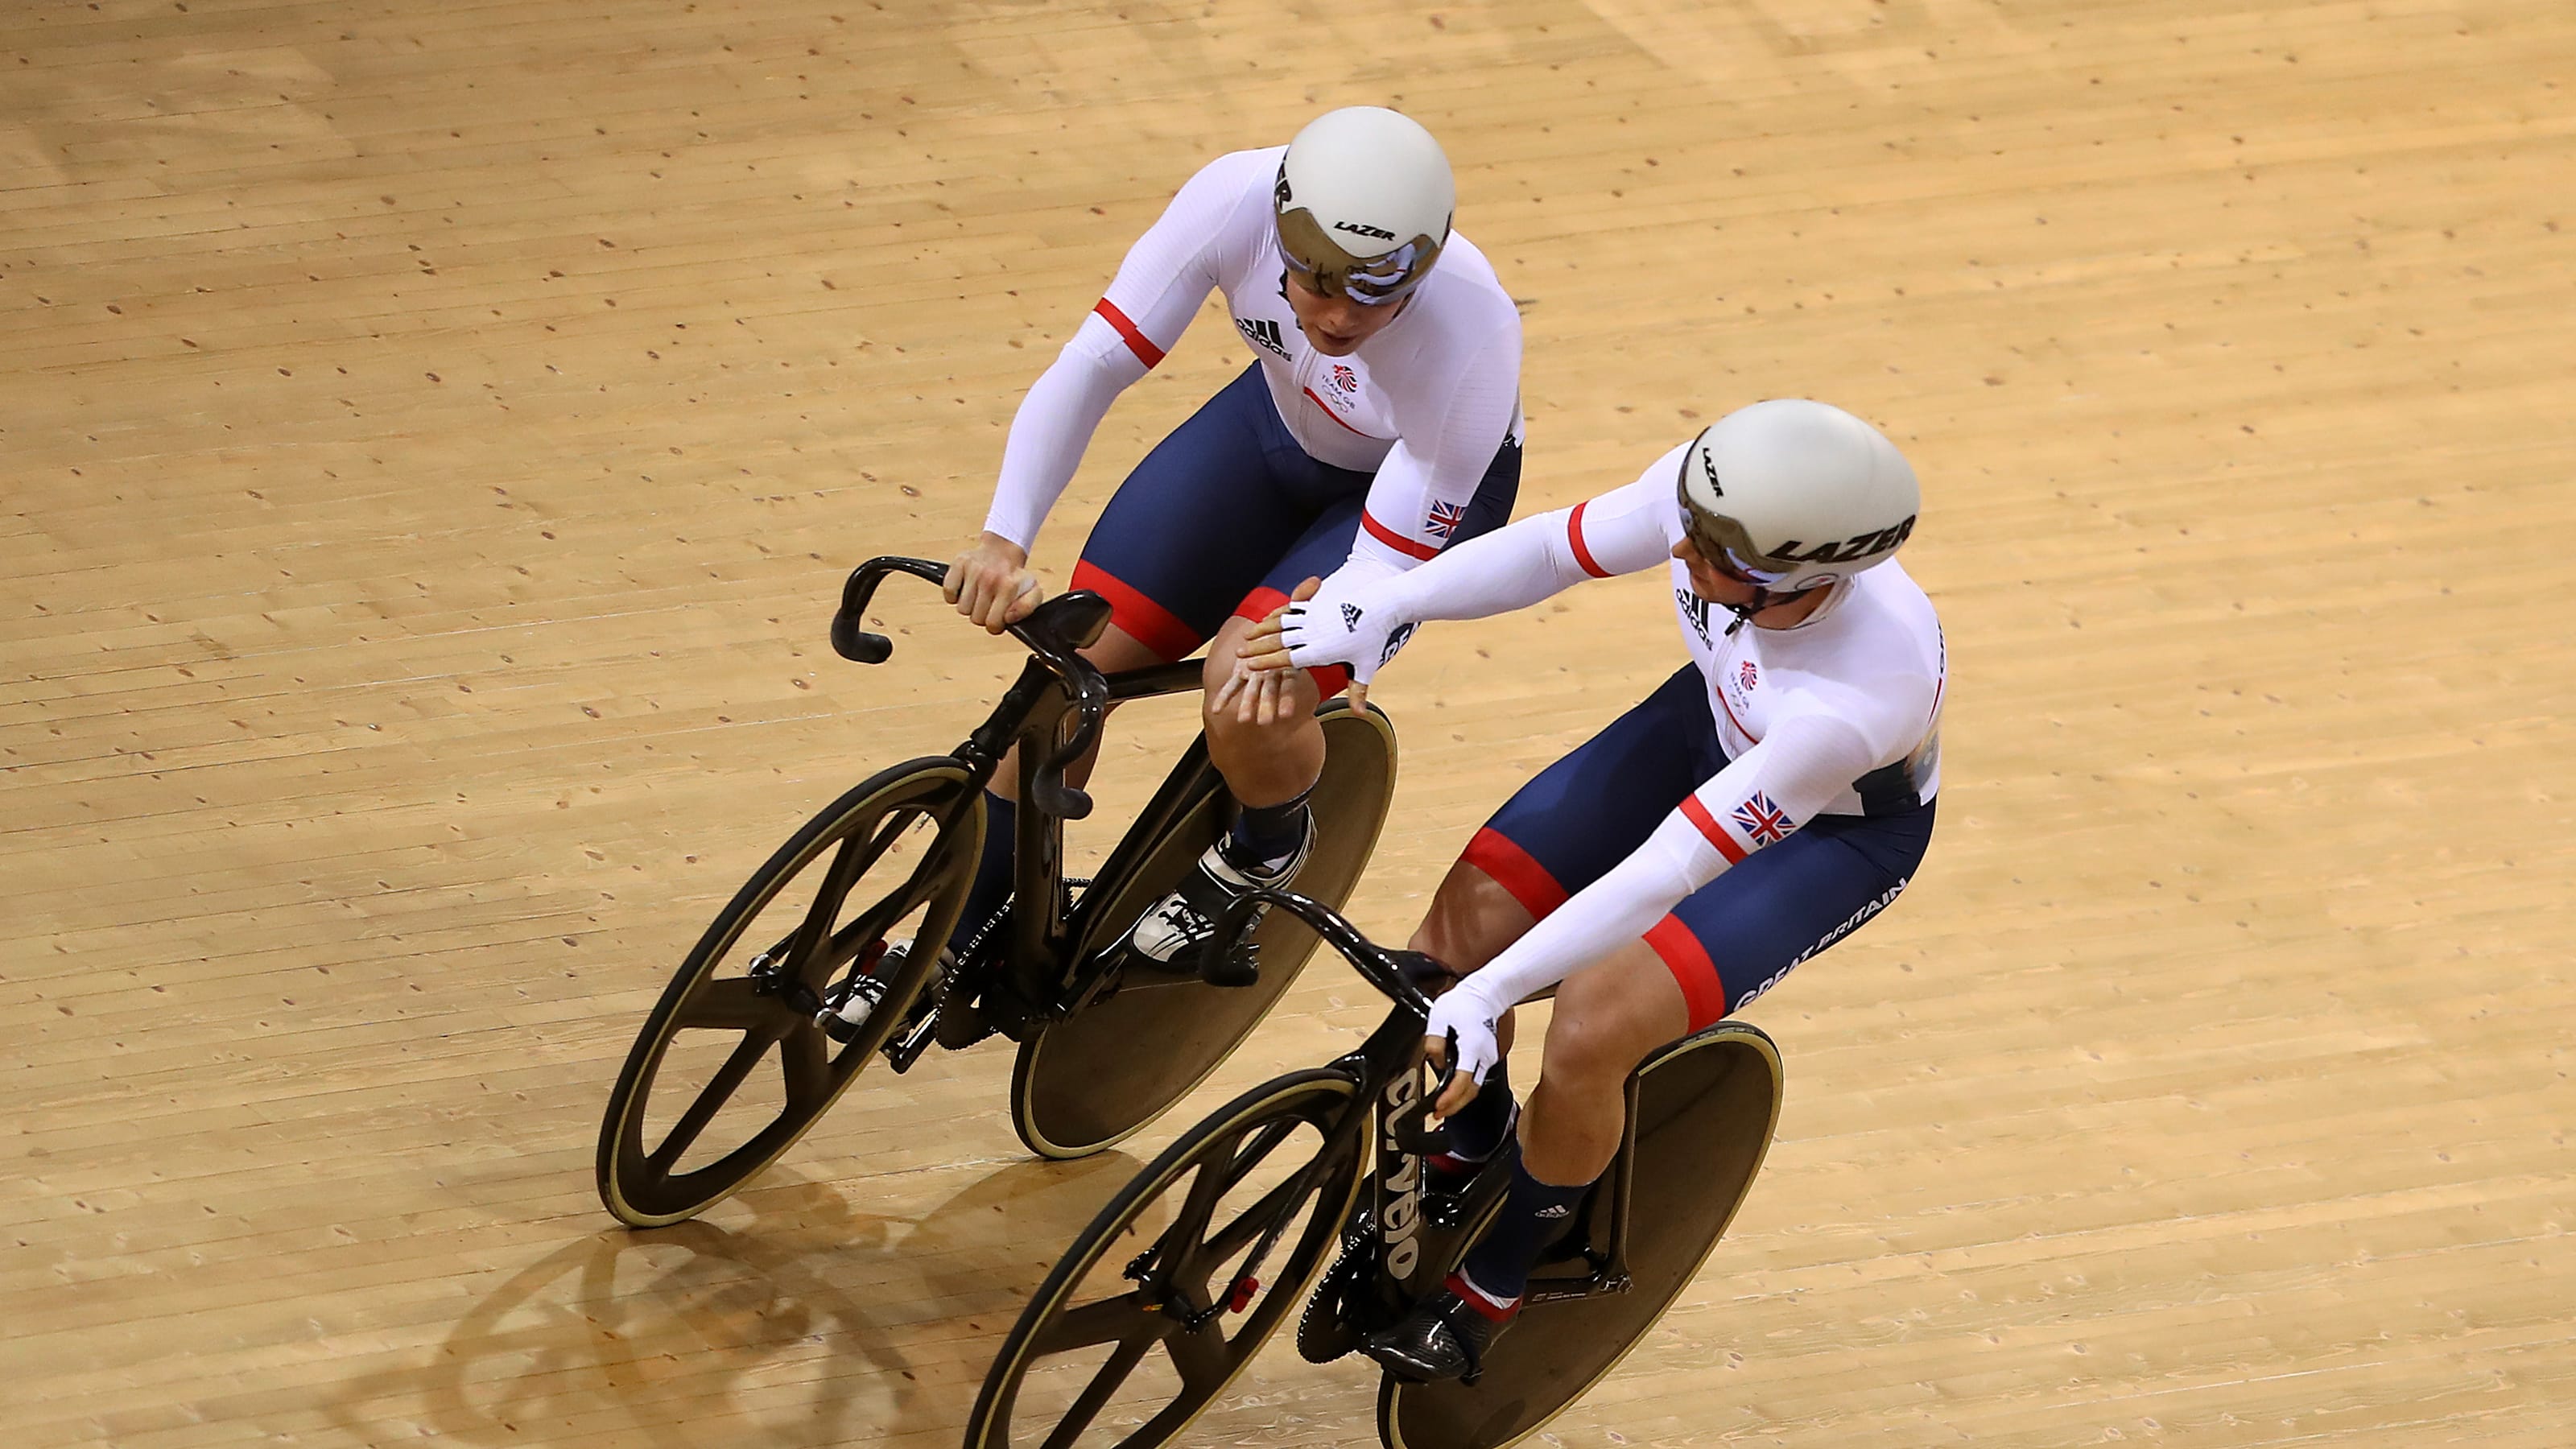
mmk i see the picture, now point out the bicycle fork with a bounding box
[1125,1104,1364,1331]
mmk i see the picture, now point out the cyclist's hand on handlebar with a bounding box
[944,531,1043,634]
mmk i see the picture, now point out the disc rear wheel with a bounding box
[1377,1022,1785,1449]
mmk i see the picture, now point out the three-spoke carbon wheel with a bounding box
[595,758,981,1228]
[967,1070,1367,1449]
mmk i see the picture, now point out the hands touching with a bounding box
[1213,577,1320,724]
[1235,574,1418,716]
[943,531,1043,633]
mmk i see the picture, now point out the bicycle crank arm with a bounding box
[1521,1271,1632,1307]
[880,1003,942,1072]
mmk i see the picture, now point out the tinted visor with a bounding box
[1675,476,1799,588]
[1276,204,1443,306]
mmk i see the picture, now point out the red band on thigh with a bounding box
[1072,561,1202,662]
[1233,586,1351,698]
[1641,914,1728,1032]
[1459,827,1571,920]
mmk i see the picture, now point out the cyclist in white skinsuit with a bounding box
[976,143,1525,575]
[935,107,1526,976]
[1247,398,1944,1381]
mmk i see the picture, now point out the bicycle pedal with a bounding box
[879,998,940,1071]
[1199,940,1261,989]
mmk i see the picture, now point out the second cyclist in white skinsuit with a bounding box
[1248,398,1944,1381]
[935,107,1526,976]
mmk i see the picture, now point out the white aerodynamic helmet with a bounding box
[1273,106,1455,306]
[1676,399,1921,597]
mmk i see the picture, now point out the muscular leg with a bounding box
[1414,864,1687,1174]
[1517,939,1690,1184]
[1412,856,1538,1051]
[1368,920,1692,1377]
[1429,939,1686,1337]
[1409,857,1538,977]
[1199,613,1323,807]
[1116,614,1327,962]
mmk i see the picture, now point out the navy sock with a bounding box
[1458,1152,1593,1309]
[943,791,1015,957]
[1222,786,1311,869]
[1431,1058,1514,1170]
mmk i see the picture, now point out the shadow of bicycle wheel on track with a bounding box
[320,1154,1137,1448]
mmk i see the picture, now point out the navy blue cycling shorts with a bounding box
[1459,664,1936,1030]
[1072,362,1521,690]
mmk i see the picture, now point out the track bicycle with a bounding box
[595,555,1400,1228]
[966,889,1785,1449]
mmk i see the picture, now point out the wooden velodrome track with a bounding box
[7,1,2572,1444]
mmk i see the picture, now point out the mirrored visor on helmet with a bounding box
[1275,205,1443,306]
[1675,483,1799,588]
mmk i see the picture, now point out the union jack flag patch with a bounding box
[1731,791,1792,845]
[1424,499,1469,540]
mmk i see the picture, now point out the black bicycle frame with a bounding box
[1355,1009,1444,1294]
[1202,888,1641,1321]
[1198,892,1453,1295]
[829,555,1221,1033]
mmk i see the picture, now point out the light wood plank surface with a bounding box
[6,1,2572,1445]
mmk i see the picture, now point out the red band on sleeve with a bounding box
[1092,299,1165,368]
[1360,509,1441,561]
[1643,915,1730,1032]
[1459,827,1571,920]
[1678,794,1750,865]
[1567,500,1610,579]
